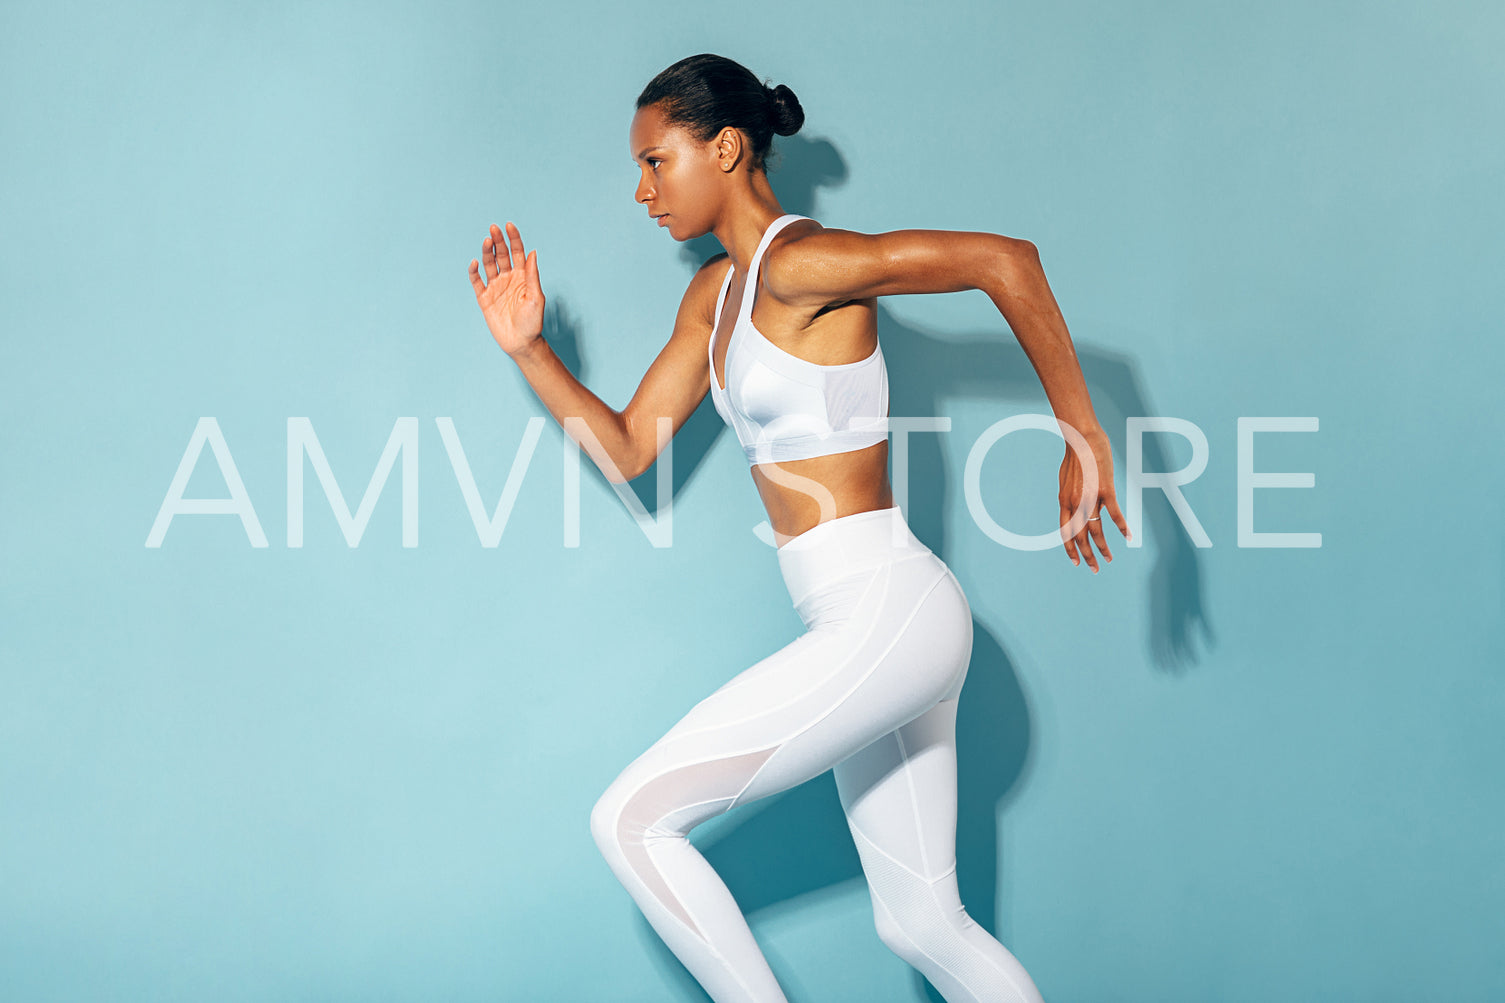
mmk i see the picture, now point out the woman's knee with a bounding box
[873,904,912,957]
[872,895,970,967]
[589,776,632,858]
[876,908,942,967]
[589,763,691,859]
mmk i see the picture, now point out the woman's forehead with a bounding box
[630,109,687,157]
[630,105,669,140]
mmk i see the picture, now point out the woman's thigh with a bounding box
[601,553,973,833]
[833,695,962,882]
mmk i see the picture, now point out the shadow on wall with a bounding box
[547,130,1214,1000]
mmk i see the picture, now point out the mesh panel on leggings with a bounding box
[615,745,779,943]
[849,821,1037,1003]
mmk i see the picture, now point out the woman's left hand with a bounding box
[1058,428,1130,573]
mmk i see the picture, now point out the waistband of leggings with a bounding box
[775,505,932,607]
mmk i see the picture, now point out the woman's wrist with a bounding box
[508,334,550,367]
[1059,416,1108,443]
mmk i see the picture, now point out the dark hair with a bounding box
[636,53,804,174]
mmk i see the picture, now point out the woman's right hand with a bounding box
[468,221,545,357]
[1057,426,1129,573]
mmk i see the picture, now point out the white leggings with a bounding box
[590,505,1045,1003]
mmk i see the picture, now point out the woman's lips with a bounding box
[658,215,669,227]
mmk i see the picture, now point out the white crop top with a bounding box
[708,214,889,466]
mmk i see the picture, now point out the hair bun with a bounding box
[766,82,805,137]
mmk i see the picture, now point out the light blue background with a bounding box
[3,1,1502,1001]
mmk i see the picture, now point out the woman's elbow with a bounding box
[991,236,1043,292]
[1003,235,1039,265]
[604,446,652,483]
[602,459,643,484]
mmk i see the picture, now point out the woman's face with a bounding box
[629,103,726,240]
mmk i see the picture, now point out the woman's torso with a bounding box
[709,216,894,545]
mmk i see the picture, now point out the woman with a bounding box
[468,53,1127,1003]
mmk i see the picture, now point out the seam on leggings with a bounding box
[869,886,986,1003]
[664,564,892,747]
[606,755,772,942]
[845,815,930,884]
[922,873,1026,1002]
[853,679,1029,1002]
[895,725,934,880]
[860,831,1023,999]
[924,865,1025,1001]
[628,561,946,849]
[847,817,964,890]
[636,802,767,1002]
[729,566,952,810]
[786,545,931,610]
[668,561,896,758]
[686,550,937,745]
[869,845,1023,1003]
[643,807,781,1003]
[895,695,964,882]
[900,709,1029,1003]
[603,561,924,976]
[702,936,761,1001]
[610,784,774,1001]
[641,794,739,836]
[632,746,781,837]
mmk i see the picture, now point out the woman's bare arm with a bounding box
[762,226,1130,569]
[469,222,720,483]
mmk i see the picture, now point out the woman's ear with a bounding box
[716,127,742,169]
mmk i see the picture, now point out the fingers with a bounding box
[471,222,537,304]
[1060,505,1087,569]
[481,231,499,278]
[474,221,526,289]
[1061,520,1097,573]
[490,223,508,275]
[1087,513,1112,565]
[505,221,526,273]
[1061,501,1116,573]
[1058,465,1086,568]
[489,221,524,275]
[480,222,517,281]
[1075,493,1132,572]
[1105,493,1132,543]
[1055,432,1133,571]
[1089,489,1131,552]
[1076,521,1100,573]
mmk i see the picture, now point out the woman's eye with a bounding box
[649,159,662,169]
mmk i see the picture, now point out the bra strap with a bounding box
[736,214,809,328]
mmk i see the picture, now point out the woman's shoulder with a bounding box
[692,251,735,302]
[699,250,731,276]
[761,219,868,311]
[677,252,734,329]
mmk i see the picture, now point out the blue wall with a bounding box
[3,1,1502,1000]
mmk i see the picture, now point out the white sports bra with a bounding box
[708,214,889,466]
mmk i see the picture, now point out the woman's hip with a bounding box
[775,505,966,623]
[646,532,974,777]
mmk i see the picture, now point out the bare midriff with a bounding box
[752,439,895,547]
